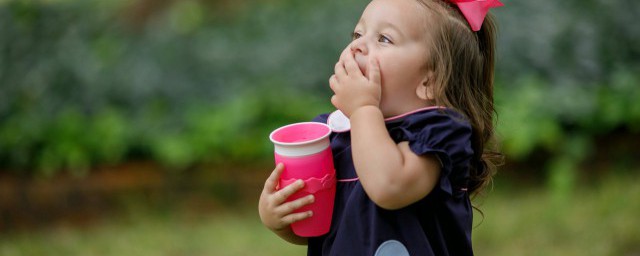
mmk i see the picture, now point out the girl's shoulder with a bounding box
[387,107,471,133]
[388,106,474,162]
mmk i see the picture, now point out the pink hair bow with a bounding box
[449,0,503,31]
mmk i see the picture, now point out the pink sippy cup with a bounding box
[269,122,335,237]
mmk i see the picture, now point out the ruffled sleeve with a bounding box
[312,113,329,124]
[388,109,474,196]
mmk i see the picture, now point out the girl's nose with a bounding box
[350,37,368,56]
[349,38,369,76]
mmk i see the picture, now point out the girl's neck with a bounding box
[384,105,445,122]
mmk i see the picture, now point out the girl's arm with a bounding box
[349,106,441,210]
[329,48,441,210]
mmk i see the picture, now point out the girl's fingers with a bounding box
[331,95,339,109]
[273,179,305,204]
[276,194,315,216]
[334,60,346,78]
[329,75,338,91]
[339,46,351,63]
[343,52,361,76]
[335,47,352,77]
[263,163,284,194]
[282,211,313,226]
[368,58,381,86]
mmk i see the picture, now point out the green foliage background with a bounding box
[1,0,639,185]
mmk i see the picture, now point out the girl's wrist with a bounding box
[350,105,383,121]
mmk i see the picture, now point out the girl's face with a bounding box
[348,0,433,117]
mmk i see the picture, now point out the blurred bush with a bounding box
[0,0,638,183]
[0,0,359,175]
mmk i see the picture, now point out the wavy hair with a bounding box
[416,0,504,197]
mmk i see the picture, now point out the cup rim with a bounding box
[269,122,332,146]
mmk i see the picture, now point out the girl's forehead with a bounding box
[359,0,430,39]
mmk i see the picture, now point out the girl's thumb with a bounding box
[369,58,381,85]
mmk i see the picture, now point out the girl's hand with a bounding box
[329,47,382,117]
[258,163,315,232]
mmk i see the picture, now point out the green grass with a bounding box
[473,172,640,255]
[0,207,306,256]
[1,172,639,256]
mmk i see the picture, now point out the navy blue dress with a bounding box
[308,107,476,256]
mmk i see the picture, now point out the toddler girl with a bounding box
[259,0,503,255]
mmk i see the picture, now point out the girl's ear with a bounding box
[416,71,435,101]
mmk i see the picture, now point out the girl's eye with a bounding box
[352,32,362,40]
[378,35,392,44]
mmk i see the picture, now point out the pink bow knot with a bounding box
[449,0,503,31]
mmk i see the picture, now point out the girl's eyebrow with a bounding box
[378,21,404,38]
[355,19,405,39]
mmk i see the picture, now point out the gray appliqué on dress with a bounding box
[374,240,410,256]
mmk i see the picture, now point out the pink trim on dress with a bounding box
[383,106,446,122]
[337,178,360,182]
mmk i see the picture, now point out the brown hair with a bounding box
[416,0,503,197]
